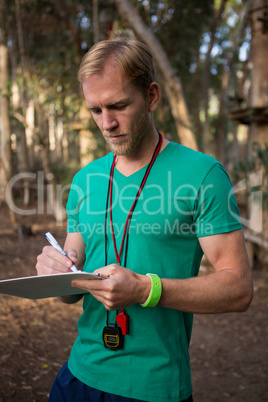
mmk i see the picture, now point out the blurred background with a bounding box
[0,0,267,265]
[0,1,267,401]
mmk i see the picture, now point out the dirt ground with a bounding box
[0,205,267,402]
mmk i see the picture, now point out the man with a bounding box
[36,39,253,402]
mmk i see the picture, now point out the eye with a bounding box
[110,104,127,111]
[90,108,102,115]
[117,104,127,110]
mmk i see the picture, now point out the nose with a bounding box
[102,111,118,132]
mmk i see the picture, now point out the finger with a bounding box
[93,264,121,278]
[65,248,78,264]
[36,251,72,275]
[71,278,107,292]
[71,278,122,308]
[72,279,121,309]
[42,246,74,269]
[71,282,119,311]
[39,254,72,271]
[36,264,66,276]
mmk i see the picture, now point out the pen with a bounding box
[45,232,78,272]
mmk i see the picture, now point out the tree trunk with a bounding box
[0,157,18,228]
[246,0,268,151]
[36,104,66,224]
[248,0,268,245]
[55,0,83,66]
[249,0,268,111]
[93,0,99,44]
[48,103,57,163]
[114,0,198,151]
[215,69,229,164]
[56,116,63,160]
[215,0,251,164]
[14,0,29,173]
[229,122,239,172]
[202,0,227,154]
[192,52,203,146]
[25,100,35,168]
[62,124,69,163]
[0,0,12,181]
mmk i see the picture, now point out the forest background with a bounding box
[1,0,268,265]
[0,0,268,262]
[0,1,268,401]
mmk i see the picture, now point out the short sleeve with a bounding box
[193,163,242,237]
[66,175,84,233]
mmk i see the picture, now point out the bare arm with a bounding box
[36,232,86,304]
[159,229,253,313]
[71,229,253,313]
[63,232,86,270]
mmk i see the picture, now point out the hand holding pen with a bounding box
[45,232,79,272]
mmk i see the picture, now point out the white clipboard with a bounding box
[0,271,103,299]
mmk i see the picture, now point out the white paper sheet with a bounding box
[0,271,103,299]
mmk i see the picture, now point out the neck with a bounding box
[115,129,163,177]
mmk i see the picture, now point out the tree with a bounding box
[248,0,268,146]
[1,0,266,243]
[215,0,251,165]
[202,0,227,154]
[115,0,198,150]
[0,0,12,181]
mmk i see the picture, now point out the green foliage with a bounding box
[134,0,214,84]
[4,0,258,166]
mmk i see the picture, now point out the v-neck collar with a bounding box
[113,141,172,183]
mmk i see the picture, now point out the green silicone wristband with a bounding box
[140,273,162,308]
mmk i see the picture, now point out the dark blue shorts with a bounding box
[48,362,193,402]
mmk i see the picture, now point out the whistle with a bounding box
[116,309,129,335]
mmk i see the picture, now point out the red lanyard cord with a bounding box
[105,132,163,266]
[104,159,115,266]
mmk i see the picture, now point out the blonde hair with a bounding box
[78,39,155,95]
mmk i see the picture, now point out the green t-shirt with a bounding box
[66,142,242,402]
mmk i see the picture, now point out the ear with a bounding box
[148,82,160,112]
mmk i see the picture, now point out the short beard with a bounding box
[104,111,150,156]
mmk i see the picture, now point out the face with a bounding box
[82,63,155,156]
